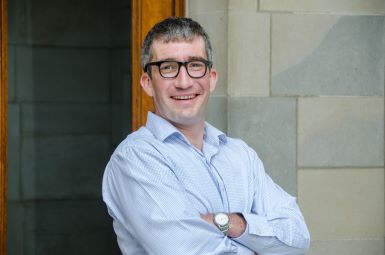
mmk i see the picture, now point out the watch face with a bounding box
[214,213,229,226]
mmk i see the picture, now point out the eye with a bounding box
[188,61,205,70]
[160,62,178,73]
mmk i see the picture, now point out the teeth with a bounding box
[173,95,195,100]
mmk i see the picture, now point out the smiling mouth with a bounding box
[172,95,197,100]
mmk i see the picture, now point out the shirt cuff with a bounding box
[241,213,274,236]
[232,213,275,251]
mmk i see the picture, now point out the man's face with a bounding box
[140,37,218,128]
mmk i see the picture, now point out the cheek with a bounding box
[152,84,169,102]
[205,80,215,93]
[209,83,215,92]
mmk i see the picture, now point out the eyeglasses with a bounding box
[144,60,213,78]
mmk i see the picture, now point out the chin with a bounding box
[170,114,203,126]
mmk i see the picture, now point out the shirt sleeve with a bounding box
[232,148,310,255]
[102,145,254,255]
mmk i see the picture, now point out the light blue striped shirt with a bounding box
[102,112,310,255]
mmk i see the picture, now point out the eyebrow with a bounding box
[156,56,207,62]
[189,56,207,61]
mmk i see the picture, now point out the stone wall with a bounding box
[189,0,385,254]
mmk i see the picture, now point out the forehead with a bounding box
[151,37,206,61]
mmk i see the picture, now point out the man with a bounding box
[103,17,310,255]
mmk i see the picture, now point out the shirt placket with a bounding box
[195,142,230,213]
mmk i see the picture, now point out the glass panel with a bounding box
[7,0,131,254]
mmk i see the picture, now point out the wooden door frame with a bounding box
[131,0,185,130]
[0,0,184,253]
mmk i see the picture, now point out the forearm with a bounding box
[233,212,310,255]
[201,212,310,255]
[234,231,309,255]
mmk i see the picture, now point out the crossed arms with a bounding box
[103,144,310,255]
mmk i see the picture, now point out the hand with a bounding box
[200,213,246,238]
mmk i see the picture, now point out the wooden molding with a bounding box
[0,0,7,253]
[131,0,185,131]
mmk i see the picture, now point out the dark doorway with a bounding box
[7,0,130,254]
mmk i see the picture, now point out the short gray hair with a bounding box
[141,17,213,71]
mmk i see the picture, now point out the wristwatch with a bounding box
[213,212,230,235]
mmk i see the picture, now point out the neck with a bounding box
[173,121,205,151]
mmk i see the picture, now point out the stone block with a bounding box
[33,232,120,255]
[119,73,132,136]
[298,168,384,239]
[228,0,258,11]
[272,15,384,96]
[26,0,110,47]
[7,202,24,255]
[8,46,16,102]
[21,135,111,200]
[110,48,131,103]
[22,103,111,137]
[123,76,132,127]
[298,97,384,167]
[308,240,384,255]
[228,12,270,97]
[228,97,296,195]
[112,104,122,148]
[16,46,110,103]
[111,8,131,47]
[188,0,228,14]
[189,11,228,96]
[8,0,26,44]
[8,104,20,201]
[24,199,120,255]
[110,0,130,8]
[207,96,227,132]
[260,0,385,14]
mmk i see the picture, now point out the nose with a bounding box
[175,65,193,89]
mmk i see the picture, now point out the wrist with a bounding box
[228,213,246,238]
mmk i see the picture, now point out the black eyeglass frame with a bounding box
[144,59,213,78]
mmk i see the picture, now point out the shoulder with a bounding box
[105,127,174,172]
[223,136,254,155]
[225,136,248,148]
[222,136,264,168]
[114,127,163,155]
[104,127,175,178]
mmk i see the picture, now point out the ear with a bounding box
[140,73,154,97]
[208,68,218,92]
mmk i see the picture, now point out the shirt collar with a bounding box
[146,112,227,145]
[146,112,180,141]
[204,122,227,145]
